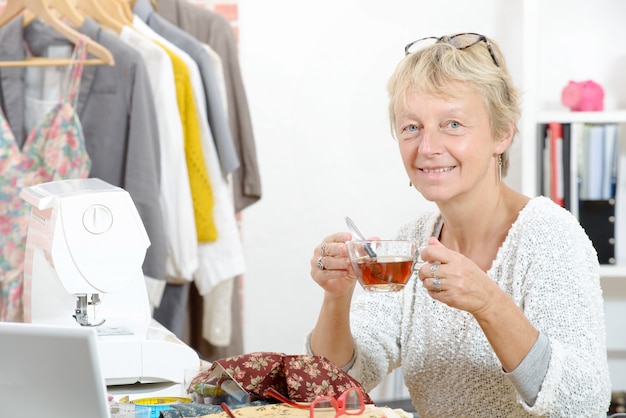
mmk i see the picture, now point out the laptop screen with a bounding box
[0,322,111,418]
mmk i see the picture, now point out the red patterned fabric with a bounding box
[193,352,373,404]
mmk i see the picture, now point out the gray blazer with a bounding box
[156,0,262,212]
[0,16,167,282]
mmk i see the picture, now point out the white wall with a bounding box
[236,0,523,357]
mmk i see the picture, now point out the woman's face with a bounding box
[394,84,504,204]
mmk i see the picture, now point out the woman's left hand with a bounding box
[417,237,501,315]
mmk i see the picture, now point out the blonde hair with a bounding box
[387,35,520,176]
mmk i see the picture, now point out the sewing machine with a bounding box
[20,178,200,394]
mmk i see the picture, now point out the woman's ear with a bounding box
[495,120,515,155]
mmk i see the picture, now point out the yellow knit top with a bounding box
[157,41,217,242]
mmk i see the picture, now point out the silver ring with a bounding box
[316,256,326,270]
[430,262,440,278]
[321,242,328,257]
[432,277,441,292]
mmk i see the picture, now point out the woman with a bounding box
[307,33,610,417]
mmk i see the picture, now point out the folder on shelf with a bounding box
[579,199,616,265]
[568,123,584,219]
[604,124,619,199]
[548,122,565,207]
[581,124,607,200]
[562,123,573,211]
[616,124,626,265]
[539,124,550,198]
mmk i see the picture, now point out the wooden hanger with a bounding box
[48,0,84,27]
[100,0,132,26]
[76,0,124,34]
[22,0,84,28]
[0,0,115,67]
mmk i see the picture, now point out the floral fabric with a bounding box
[0,35,91,322]
[190,352,373,405]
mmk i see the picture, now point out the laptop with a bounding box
[0,322,111,418]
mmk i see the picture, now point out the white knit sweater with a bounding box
[347,196,610,417]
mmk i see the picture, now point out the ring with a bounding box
[316,256,326,270]
[321,242,328,257]
[432,277,441,292]
[430,262,440,278]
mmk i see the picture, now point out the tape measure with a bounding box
[132,397,191,405]
[120,396,192,418]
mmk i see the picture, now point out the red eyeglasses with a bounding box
[219,386,366,418]
[265,386,365,418]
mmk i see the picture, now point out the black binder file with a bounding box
[578,199,616,265]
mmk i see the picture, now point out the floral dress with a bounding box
[0,35,92,322]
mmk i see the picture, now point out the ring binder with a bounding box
[579,199,616,265]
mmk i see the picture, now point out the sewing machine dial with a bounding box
[82,204,113,234]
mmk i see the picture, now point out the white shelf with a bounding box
[601,265,626,280]
[536,110,626,124]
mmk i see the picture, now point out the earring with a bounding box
[409,181,412,187]
[497,154,503,183]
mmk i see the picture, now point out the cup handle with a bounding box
[411,245,426,275]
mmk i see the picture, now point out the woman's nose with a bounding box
[418,129,441,153]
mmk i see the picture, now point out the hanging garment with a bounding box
[0,35,91,322]
[119,26,199,285]
[0,16,167,283]
[155,39,217,244]
[203,44,228,121]
[157,0,262,212]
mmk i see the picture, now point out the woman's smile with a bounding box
[421,166,456,174]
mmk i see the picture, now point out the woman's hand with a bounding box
[311,232,358,298]
[417,237,501,316]
[310,232,365,366]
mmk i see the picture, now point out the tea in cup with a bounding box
[346,240,421,292]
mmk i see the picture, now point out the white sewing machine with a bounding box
[20,178,200,395]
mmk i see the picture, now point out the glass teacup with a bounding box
[346,240,422,292]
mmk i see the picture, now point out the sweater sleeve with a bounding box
[505,331,551,406]
[347,290,405,391]
[510,199,610,416]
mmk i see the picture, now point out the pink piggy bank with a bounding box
[561,80,604,111]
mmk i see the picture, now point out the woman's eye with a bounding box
[406,124,419,133]
[447,121,461,129]
[397,124,420,141]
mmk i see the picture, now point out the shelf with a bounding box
[522,0,626,392]
[600,268,626,299]
[536,110,626,124]
[601,265,626,279]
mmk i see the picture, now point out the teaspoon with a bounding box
[345,216,377,258]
